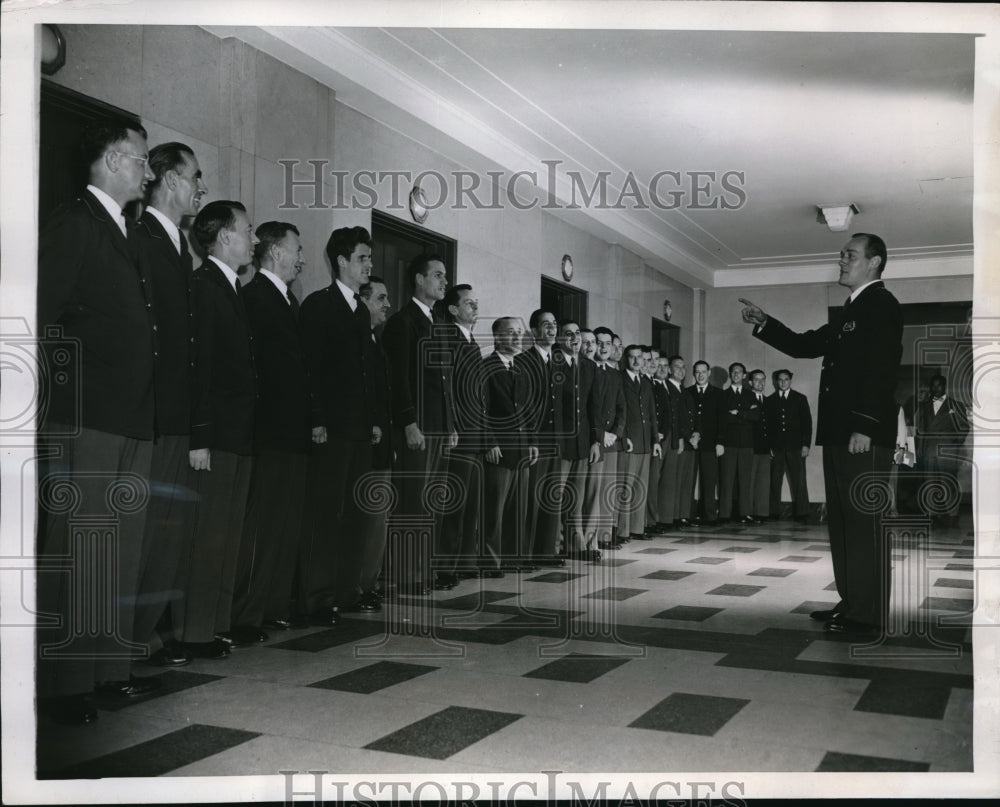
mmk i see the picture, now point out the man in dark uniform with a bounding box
[667,356,697,529]
[231,222,311,633]
[183,201,259,656]
[131,141,206,668]
[382,254,458,593]
[619,345,661,540]
[915,374,970,526]
[357,275,393,608]
[37,120,159,724]
[588,327,626,550]
[742,232,903,634]
[718,361,762,525]
[656,356,692,532]
[765,369,813,522]
[298,226,373,621]
[482,317,537,574]
[685,360,724,525]
[748,369,771,524]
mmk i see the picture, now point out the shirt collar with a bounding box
[258,268,288,301]
[412,297,433,322]
[456,323,473,342]
[533,344,551,362]
[849,279,881,303]
[496,351,514,368]
[87,184,125,234]
[207,255,239,292]
[336,278,358,311]
[627,370,639,382]
[145,205,181,253]
[669,378,682,390]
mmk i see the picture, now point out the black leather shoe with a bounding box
[455,570,480,579]
[598,540,616,550]
[632,533,651,541]
[589,549,603,562]
[95,675,163,698]
[810,608,840,621]
[536,555,566,567]
[482,570,505,579]
[219,626,269,647]
[147,641,192,667]
[823,616,878,635]
[432,575,455,591]
[263,616,309,631]
[676,518,691,529]
[182,639,231,659]
[46,694,98,725]
[342,599,380,613]
[306,606,341,626]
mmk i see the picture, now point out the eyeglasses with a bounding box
[113,151,149,166]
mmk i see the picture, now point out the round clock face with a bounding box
[561,254,574,282]
[409,185,429,224]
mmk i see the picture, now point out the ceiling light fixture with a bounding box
[816,203,859,232]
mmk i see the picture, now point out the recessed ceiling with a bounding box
[207,25,975,287]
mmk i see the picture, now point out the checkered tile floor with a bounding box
[35,518,974,777]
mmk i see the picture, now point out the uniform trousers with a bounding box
[562,457,589,551]
[720,445,753,519]
[37,427,153,696]
[646,439,666,525]
[771,448,810,517]
[617,451,651,537]
[750,452,771,518]
[182,451,253,642]
[823,445,893,626]
[526,450,567,557]
[657,443,684,525]
[675,448,695,520]
[692,449,719,521]
[585,451,619,546]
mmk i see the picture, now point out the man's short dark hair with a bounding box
[146,142,194,196]
[80,119,147,170]
[750,368,766,381]
[529,309,554,330]
[559,319,581,333]
[624,344,642,357]
[729,361,746,374]
[929,373,947,387]
[192,200,246,250]
[254,221,299,265]
[593,326,614,340]
[852,232,888,276]
[580,328,594,336]
[667,354,683,364]
[774,368,793,380]
[693,360,710,372]
[406,253,445,289]
[359,274,385,300]
[492,316,518,335]
[444,283,473,312]
[326,226,372,276]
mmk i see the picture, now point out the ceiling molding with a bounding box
[714,253,974,288]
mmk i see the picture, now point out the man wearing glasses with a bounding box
[36,120,159,724]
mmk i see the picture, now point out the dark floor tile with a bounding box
[780,555,821,563]
[824,581,839,591]
[635,547,678,554]
[853,674,953,719]
[672,536,714,544]
[934,577,973,589]
[721,546,761,553]
[365,705,522,760]
[686,556,731,565]
[945,563,973,571]
[747,567,795,578]
[94,669,223,712]
[523,653,631,683]
[268,620,388,652]
[952,549,973,558]
[41,724,260,779]
[524,571,586,583]
[921,596,974,612]
[599,558,638,567]
[804,544,830,551]
[641,570,694,581]
[629,692,749,736]
[436,590,517,610]
[581,586,647,601]
[816,750,929,772]
[791,600,838,615]
[308,661,438,694]
[707,584,766,597]
[652,605,723,622]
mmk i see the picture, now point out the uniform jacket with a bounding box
[134,210,194,436]
[650,377,671,441]
[299,283,372,441]
[482,351,533,469]
[915,395,970,458]
[446,323,486,453]
[719,385,761,448]
[754,281,903,448]
[685,383,724,450]
[559,353,596,461]
[241,273,310,454]
[514,345,564,451]
[620,370,657,454]
[764,388,813,451]
[382,300,455,435]
[664,379,694,449]
[589,362,626,454]
[750,391,770,454]
[366,333,394,470]
[189,260,256,455]
[38,189,156,439]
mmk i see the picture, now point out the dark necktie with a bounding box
[234,277,242,296]
[288,288,300,317]
[178,233,192,272]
